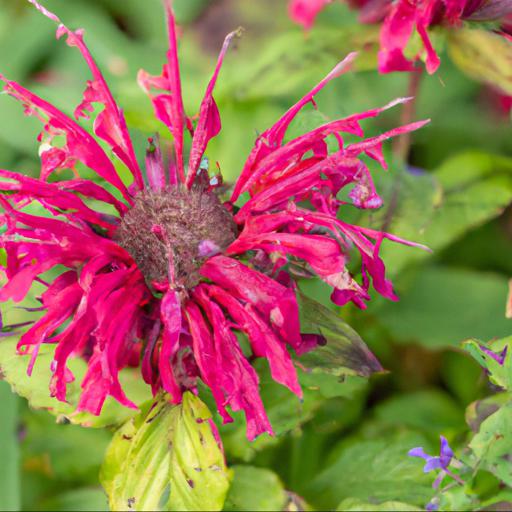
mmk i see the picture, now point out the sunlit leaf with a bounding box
[0,337,151,428]
[462,337,512,390]
[101,393,231,512]
[469,402,512,486]
[448,28,512,95]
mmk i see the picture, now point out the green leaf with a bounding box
[39,488,108,512]
[101,393,231,512]
[0,381,20,511]
[297,292,383,379]
[216,360,319,461]
[223,466,287,512]
[374,265,512,348]
[374,390,465,434]
[218,293,375,461]
[337,498,422,511]
[466,393,511,433]
[462,337,512,390]
[469,402,512,486]
[436,486,478,512]
[307,431,434,509]
[448,28,512,95]
[20,407,111,483]
[217,26,380,103]
[0,336,151,428]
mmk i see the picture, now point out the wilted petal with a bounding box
[200,255,302,349]
[204,283,302,397]
[0,75,132,202]
[193,288,273,439]
[28,0,143,188]
[187,30,238,186]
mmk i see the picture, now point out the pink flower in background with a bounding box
[1,0,426,439]
[289,0,512,74]
[379,0,512,74]
[289,0,333,29]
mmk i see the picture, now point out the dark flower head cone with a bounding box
[0,0,427,440]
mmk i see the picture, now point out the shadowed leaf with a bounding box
[297,292,382,378]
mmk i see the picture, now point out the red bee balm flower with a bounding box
[289,0,334,29]
[289,0,512,74]
[0,0,427,439]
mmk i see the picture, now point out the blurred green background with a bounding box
[0,0,511,510]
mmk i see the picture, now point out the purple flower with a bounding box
[480,344,508,366]
[408,436,463,488]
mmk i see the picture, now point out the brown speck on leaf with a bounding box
[187,479,195,488]
[127,497,136,509]
[122,434,133,441]
[193,467,202,472]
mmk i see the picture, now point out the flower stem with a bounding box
[393,68,423,163]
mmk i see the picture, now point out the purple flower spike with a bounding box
[408,436,461,489]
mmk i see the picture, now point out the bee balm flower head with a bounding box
[0,0,427,439]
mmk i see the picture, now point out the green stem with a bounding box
[393,68,423,163]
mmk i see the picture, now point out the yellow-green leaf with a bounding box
[0,336,150,428]
[448,28,512,95]
[101,393,231,512]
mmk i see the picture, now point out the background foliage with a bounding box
[0,0,511,510]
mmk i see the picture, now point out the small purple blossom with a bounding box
[408,436,463,488]
[480,344,508,366]
[426,500,439,511]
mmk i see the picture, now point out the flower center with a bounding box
[114,186,237,289]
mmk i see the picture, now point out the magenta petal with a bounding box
[378,0,417,73]
[201,255,302,350]
[416,22,441,74]
[185,300,232,425]
[193,287,273,440]
[0,169,119,234]
[57,179,128,215]
[231,53,357,202]
[204,283,302,397]
[138,2,187,183]
[288,0,333,29]
[27,0,143,189]
[145,138,167,192]
[0,76,132,203]
[187,30,238,187]
[158,290,183,402]
[17,278,82,375]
